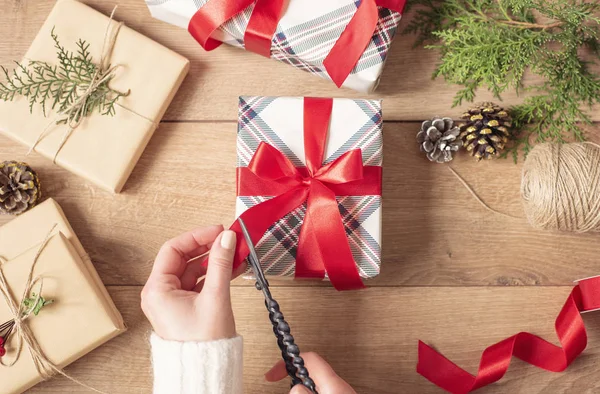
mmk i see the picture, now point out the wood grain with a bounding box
[27,286,600,394]
[3,1,600,392]
[2,122,599,287]
[2,0,600,122]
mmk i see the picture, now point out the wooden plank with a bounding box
[27,285,600,393]
[3,0,598,122]
[2,122,600,287]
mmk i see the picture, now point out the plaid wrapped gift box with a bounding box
[235,96,383,284]
[146,0,405,93]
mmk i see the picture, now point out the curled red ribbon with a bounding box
[230,97,382,291]
[417,276,600,393]
[188,0,407,87]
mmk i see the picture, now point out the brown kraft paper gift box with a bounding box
[0,198,125,393]
[0,0,190,193]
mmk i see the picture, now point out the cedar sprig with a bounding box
[0,27,128,125]
[404,0,600,160]
[22,293,53,316]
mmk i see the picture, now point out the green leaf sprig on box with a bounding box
[404,0,600,160]
[0,27,129,126]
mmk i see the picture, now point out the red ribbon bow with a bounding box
[188,0,407,87]
[417,275,600,393]
[230,97,382,290]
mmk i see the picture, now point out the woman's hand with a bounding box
[141,225,246,342]
[265,352,357,394]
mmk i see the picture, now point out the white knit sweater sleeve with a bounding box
[151,333,244,394]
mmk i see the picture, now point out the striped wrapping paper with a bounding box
[145,0,403,93]
[236,96,383,280]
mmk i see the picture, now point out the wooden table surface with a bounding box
[3,1,600,393]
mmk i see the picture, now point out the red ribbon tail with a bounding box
[294,214,326,280]
[230,186,309,270]
[417,276,600,393]
[323,0,379,87]
[244,0,285,57]
[296,180,365,290]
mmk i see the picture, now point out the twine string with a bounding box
[27,6,127,164]
[447,166,521,220]
[0,224,108,393]
[447,141,600,233]
[522,142,600,232]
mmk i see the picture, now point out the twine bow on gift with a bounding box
[0,224,107,394]
[230,97,382,291]
[0,226,55,376]
[187,0,407,87]
[28,6,130,164]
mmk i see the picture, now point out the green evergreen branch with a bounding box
[404,0,600,159]
[0,27,129,125]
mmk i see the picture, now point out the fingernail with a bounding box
[220,230,236,250]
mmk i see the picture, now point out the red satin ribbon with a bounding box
[187,0,285,57]
[244,0,286,57]
[323,0,406,87]
[188,0,255,51]
[230,97,381,291]
[237,167,382,197]
[188,0,407,86]
[417,276,600,393]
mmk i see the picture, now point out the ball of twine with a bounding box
[521,142,600,232]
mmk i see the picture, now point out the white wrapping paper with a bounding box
[236,96,383,280]
[146,0,403,93]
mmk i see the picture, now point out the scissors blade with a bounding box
[237,218,268,288]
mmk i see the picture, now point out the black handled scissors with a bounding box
[238,218,318,394]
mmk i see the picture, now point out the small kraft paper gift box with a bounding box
[230,96,383,291]
[146,0,406,93]
[0,198,125,394]
[0,0,190,193]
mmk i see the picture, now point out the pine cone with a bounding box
[416,117,461,163]
[0,161,41,215]
[459,102,511,160]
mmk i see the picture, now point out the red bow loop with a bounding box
[245,141,366,288]
[313,150,364,185]
[249,140,366,189]
[249,142,304,187]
